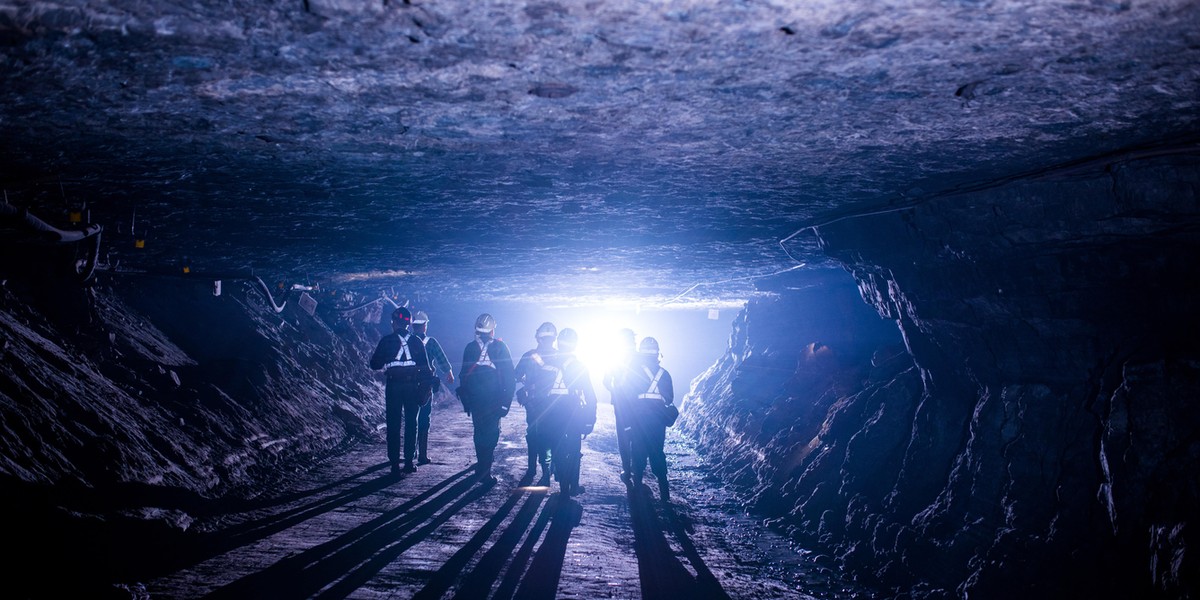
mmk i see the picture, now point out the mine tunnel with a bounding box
[1,1,1199,599]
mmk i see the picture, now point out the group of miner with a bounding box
[369,307,678,501]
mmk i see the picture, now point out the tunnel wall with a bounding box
[0,275,386,504]
[680,150,1200,598]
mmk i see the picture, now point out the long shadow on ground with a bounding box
[484,490,559,600]
[512,494,582,600]
[410,471,547,599]
[1,462,401,596]
[628,483,730,600]
[206,467,485,599]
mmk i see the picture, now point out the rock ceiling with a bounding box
[1,0,1197,306]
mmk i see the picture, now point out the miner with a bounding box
[368,306,435,475]
[544,327,597,497]
[411,310,455,465]
[602,328,638,483]
[456,313,515,484]
[514,321,560,484]
[624,336,677,502]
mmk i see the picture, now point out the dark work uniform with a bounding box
[603,351,637,478]
[623,356,674,492]
[369,331,433,471]
[416,333,452,463]
[457,336,515,478]
[545,353,597,496]
[515,346,561,479]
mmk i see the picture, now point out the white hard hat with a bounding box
[475,313,496,333]
[558,328,578,351]
[412,310,429,324]
[536,322,557,339]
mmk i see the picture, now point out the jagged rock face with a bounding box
[682,150,1200,597]
[0,274,384,498]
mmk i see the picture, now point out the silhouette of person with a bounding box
[602,328,638,483]
[456,313,515,483]
[545,328,597,497]
[515,321,560,484]
[624,336,676,501]
[411,310,454,465]
[368,306,434,475]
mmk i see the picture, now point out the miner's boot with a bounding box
[526,438,538,473]
[417,431,431,465]
[477,463,497,485]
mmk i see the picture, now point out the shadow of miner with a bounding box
[487,492,557,600]
[206,467,484,599]
[196,462,419,558]
[661,502,729,599]
[3,462,413,592]
[628,483,731,600]
[234,461,395,512]
[510,495,583,600]
[413,478,551,599]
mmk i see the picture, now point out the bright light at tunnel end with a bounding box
[569,316,633,377]
[525,296,742,395]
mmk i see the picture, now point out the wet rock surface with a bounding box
[682,149,1200,597]
[0,276,380,492]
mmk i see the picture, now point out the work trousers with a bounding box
[385,381,424,467]
[630,423,667,483]
[471,410,503,476]
[551,430,583,488]
[541,399,580,487]
[613,401,634,475]
[524,397,552,472]
[417,400,432,460]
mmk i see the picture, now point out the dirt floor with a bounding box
[130,397,871,599]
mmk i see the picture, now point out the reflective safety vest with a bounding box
[638,366,665,401]
[526,352,567,397]
[474,339,494,368]
[547,356,572,397]
[384,334,417,369]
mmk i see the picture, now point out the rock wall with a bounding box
[0,273,385,502]
[681,149,1200,598]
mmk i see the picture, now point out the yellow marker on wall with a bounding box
[135,239,145,248]
[69,211,82,223]
[183,266,190,274]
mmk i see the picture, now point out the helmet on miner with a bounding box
[411,310,429,334]
[536,322,558,340]
[638,336,660,357]
[475,313,497,334]
[392,306,412,330]
[557,327,579,352]
[617,328,636,351]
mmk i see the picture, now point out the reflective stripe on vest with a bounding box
[475,339,494,368]
[638,366,664,401]
[530,352,568,396]
[547,358,569,396]
[384,334,416,368]
[551,357,580,400]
